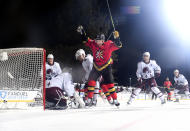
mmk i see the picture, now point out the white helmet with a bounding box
[174,69,179,73]
[143,52,150,58]
[47,54,54,59]
[75,49,85,60]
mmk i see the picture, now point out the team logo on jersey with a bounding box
[46,69,53,74]
[96,50,104,59]
[143,67,149,73]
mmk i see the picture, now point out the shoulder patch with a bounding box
[150,60,156,64]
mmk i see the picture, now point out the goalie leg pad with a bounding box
[46,87,67,107]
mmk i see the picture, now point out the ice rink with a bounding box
[1,96,190,131]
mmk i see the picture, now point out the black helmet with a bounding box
[95,33,105,41]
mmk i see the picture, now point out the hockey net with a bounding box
[0,48,46,110]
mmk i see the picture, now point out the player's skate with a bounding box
[85,98,93,107]
[108,99,114,105]
[127,101,131,105]
[113,100,120,107]
[161,99,166,104]
[85,100,89,107]
[92,100,97,106]
[174,98,179,102]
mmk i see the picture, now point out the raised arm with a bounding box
[77,25,88,42]
[77,25,93,47]
[113,31,122,48]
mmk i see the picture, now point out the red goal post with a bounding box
[0,48,46,110]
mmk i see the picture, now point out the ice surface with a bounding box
[1,94,190,131]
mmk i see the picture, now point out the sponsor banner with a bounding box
[0,90,38,102]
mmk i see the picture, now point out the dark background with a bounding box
[0,0,190,86]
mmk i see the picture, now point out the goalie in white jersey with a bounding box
[127,52,165,105]
[46,54,62,86]
[173,69,190,102]
[46,71,85,109]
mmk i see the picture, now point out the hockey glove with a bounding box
[77,25,84,34]
[113,31,119,39]
[155,73,160,78]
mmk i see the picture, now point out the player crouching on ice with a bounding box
[45,70,85,110]
[77,25,122,107]
[75,49,112,106]
[173,69,190,102]
[127,52,166,105]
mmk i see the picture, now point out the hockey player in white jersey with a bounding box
[46,54,62,86]
[75,49,93,83]
[75,49,112,106]
[127,52,165,105]
[75,49,100,106]
[46,71,85,109]
[173,69,190,102]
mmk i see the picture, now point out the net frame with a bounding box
[0,48,46,110]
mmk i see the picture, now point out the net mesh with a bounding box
[0,48,45,91]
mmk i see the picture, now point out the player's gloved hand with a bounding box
[113,31,119,39]
[77,25,84,34]
[155,73,160,78]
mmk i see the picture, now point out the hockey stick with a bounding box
[106,0,116,31]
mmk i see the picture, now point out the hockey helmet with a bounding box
[143,52,150,58]
[47,54,54,59]
[75,49,86,60]
[95,33,105,41]
[174,69,179,73]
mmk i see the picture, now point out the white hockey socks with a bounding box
[93,87,99,101]
[184,91,190,99]
[128,88,141,104]
[151,87,164,102]
[174,89,180,100]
